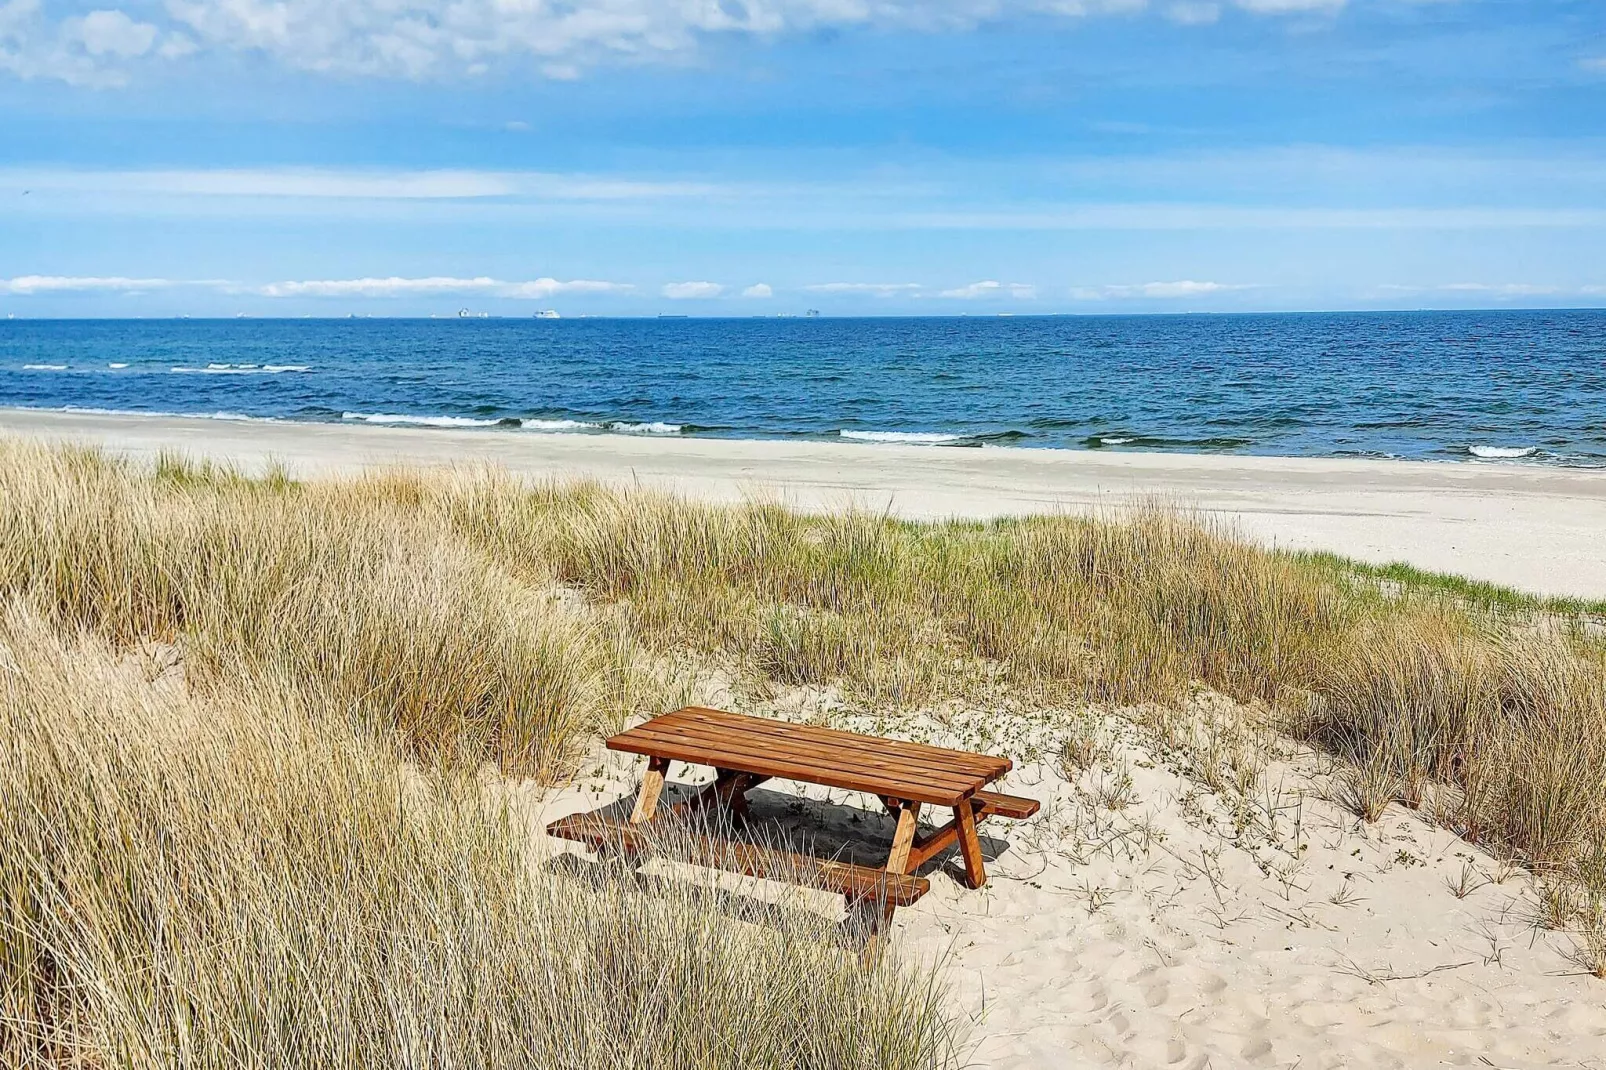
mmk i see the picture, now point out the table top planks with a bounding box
[606,706,1011,807]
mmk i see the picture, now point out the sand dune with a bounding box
[6,408,1606,599]
[542,692,1606,1069]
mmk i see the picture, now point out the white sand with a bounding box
[542,694,1606,1069]
[6,407,1606,599]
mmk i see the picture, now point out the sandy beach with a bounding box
[541,693,1606,1070]
[6,406,1606,600]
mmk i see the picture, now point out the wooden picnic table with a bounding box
[548,706,1039,941]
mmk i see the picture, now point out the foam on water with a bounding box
[22,364,66,371]
[1468,445,1538,459]
[342,412,505,428]
[171,364,311,375]
[608,421,683,434]
[520,419,601,431]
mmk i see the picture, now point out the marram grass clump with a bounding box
[0,608,957,1069]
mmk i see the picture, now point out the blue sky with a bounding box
[2,0,1604,316]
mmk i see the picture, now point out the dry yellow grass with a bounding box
[0,606,956,1068]
[4,432,1606,1067]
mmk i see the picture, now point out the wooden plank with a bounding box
[667,712,1005,787]
[547,813,931,907]
[670,707,1009,778]
[955,801,987,889]
[612,707,1007,783]
[626,719,983,796]
[630,710,1005,794]
[610,725,977,806]
[630,755,669,824]
[972,790,1040,821]
[626,703,1002,787]
[885,802,923,875]
[905,819,961,871]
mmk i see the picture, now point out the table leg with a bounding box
[858,799,924,963]
[955,800,987,889]
[885,801,923,876]
[630,756,670,824]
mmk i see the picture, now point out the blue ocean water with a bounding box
[2,311,1603,466]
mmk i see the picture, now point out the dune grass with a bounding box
[407,466,1606,932]
[0,608,956,1068]
[4,431,1606,1064]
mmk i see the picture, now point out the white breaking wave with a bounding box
[1096,436,1134,445]
[22,363,67,370]
[342,412,505,428]
[608,421,683,434]
[171,363,311,374]
[108,362,129,369]
[521,419,601,431]
[19,405,281,422]
[1469,445,1538,459]
[840,430,964,445]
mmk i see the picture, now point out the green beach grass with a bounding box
[4,437,1605,1064]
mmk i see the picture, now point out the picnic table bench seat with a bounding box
[546,812,933,907]
[546,706,1040,948]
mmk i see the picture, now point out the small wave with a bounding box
[1082,433,1252,451]
[13,405,281,422]
[520,419,601,432]
[1467,445,1537,459]
[22,363,67,371]
[171,363,311,375]
[608,421,683,435]
[342,412,506,428]
[108,363,129,369]
[840,430,965,445]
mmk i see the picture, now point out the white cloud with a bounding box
[1581,56,1606,74]
[1437,282,1560,296]
[1070,280,1256,299]
[71,10,157,57]
[1165,2,1220,25]
[939,280,1037,299]
[804,282,921,295]
[741,283,773,298]
[0,0,1370,85]
[0,3,175,84]
[662,281,723,299]
[10,167,715,201]
[254,275,628,298]
[501,277,630,298]
[1375,282,1606,300]
[0,274,173,294]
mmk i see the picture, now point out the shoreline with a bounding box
[7,405,1606,599]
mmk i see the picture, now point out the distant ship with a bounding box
[805,309,821,317]
[533,309,560,319]
[458,308,490,319]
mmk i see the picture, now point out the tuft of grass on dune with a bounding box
[0,608,957,1069]
[0,442,649,781]
[1294,549,1606,620]
[419,470,1606,922]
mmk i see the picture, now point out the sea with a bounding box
[2,310,1603,466]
